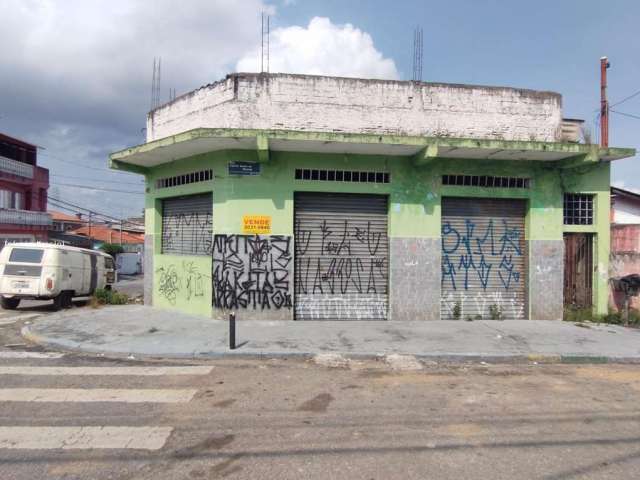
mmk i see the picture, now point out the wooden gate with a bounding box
[563,233,593,308]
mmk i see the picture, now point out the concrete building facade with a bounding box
[610,187,640,311]
[0,133,51,247]
[111,73,634,321]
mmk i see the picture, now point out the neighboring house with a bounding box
[610,186,640,311]
[0,133,51,247]
[49,210,85,232]
[110,72,635,320]
[69,225,144,252]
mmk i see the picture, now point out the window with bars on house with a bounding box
[563,193,594,225]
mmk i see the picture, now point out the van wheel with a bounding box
[1,297,20,310]
[52,294,64,311]
[63,292,74,309]
[53,292,72,311]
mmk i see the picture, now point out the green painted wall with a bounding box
[143,149,611,317]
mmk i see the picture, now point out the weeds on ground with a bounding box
[91,288,129,308]
[563,306,640,327]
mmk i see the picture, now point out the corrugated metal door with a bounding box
[441,197,528,320]
[294,193,388,320]
[563,233,593,308]
[161,193,213,255]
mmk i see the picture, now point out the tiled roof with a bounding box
[69,226,144,244]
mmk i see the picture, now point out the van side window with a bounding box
[105,257,115,269]
[9,248,44,263]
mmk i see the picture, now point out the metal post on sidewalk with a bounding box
[229,312,236,350]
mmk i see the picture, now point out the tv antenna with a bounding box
[412,26,423,81]
[261,12,270,73]
[150,57,162,110]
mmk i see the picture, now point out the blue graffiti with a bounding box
[498,254,520,289]
[441,218,522,291]
[442,254,457,290]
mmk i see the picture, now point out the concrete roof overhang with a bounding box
[109,128,636,173]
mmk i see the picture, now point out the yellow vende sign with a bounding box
[242,215,272,234]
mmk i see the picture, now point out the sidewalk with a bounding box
[21,305,640,363]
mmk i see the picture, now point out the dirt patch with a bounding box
[209,454,244,477]
[371,372,443,386]
[298,393,334,412]
[575,366,640,384]
[172,434,235,459]
[439,422,487,439]
[213,399,237,408]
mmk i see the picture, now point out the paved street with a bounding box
[0,333,639,479]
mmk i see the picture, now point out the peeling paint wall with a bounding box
[147,73,562,143]
[143,149,611,320]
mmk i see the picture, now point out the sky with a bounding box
[1,0,639,218]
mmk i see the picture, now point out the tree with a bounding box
[99,243,124,256]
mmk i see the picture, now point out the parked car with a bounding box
[0,243,116,310]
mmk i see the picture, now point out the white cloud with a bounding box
[236,17,399,80]
[0,0,272,216]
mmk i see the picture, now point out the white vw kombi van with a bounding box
[0,243,116,310]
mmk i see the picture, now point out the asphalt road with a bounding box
[0,274,144,316]
[0,317,639,480]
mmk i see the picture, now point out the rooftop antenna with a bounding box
[261,12,270,73]
[150,57,162,110]
[412,26,423,81]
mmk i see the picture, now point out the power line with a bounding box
[48,196,143,226]
[611,89,640,108]
[51,174,144,185]
[50,182,143,195]
[48,194,143,223]
[38,151,140,176]
[611,109,640,121]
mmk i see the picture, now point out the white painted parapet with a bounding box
[147,73,563,143]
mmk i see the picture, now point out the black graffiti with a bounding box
[156,265,180,305]
[183,261,205,300]
[295,219,387,295]
[163,212,213,255]
[212,235,293,310]
[156,261,210,304]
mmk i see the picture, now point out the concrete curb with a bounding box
[21,325,640,364]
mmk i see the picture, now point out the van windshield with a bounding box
[9,248,44,264]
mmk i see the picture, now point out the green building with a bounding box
[110,73,634,321]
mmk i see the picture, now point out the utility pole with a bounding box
[600,56,610,147]
[88,212,93,247]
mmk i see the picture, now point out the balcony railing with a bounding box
[0,209,52,226]
[0,155,34,179]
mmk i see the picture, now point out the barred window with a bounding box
[156,170,213,189]
[295,168,389,184]
[442,175,530,189]
[564,194,594,225]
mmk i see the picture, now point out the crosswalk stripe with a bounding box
[0,426,173,450]
[0,388,197,403]
[0,366,213,376]
[0,351,65,359]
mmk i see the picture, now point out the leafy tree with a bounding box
[99,243,124,256]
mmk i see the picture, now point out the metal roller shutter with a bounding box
[294,193,389,320]
[161,193,213,255]
[441,197,528,320]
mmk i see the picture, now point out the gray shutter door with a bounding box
[441,197,528,320]
[161,193,213,255]
[294,193,389,320]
